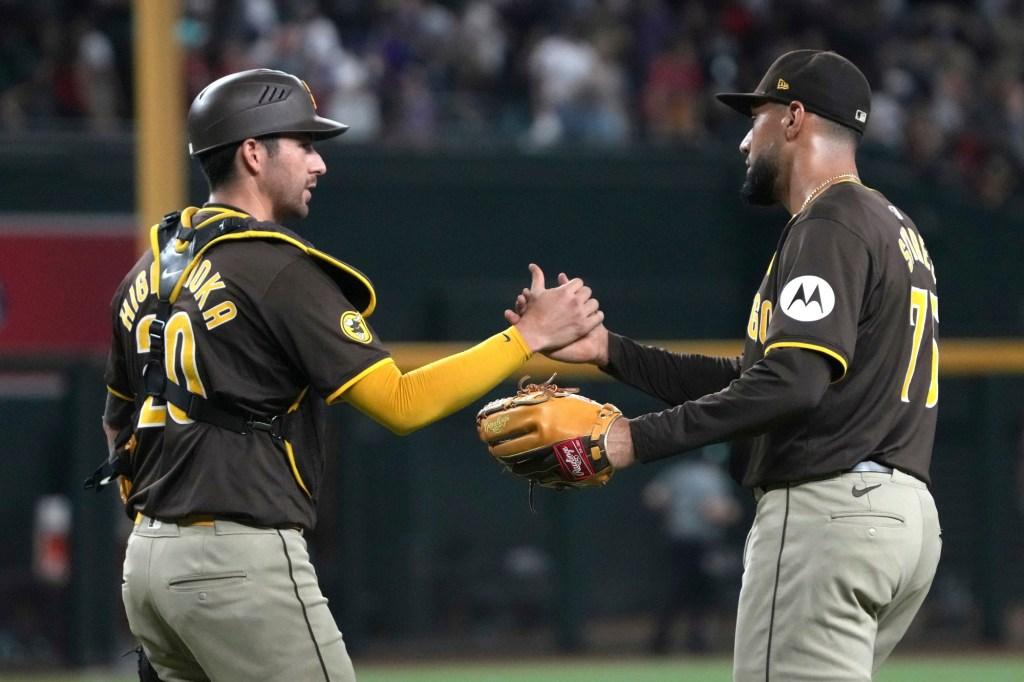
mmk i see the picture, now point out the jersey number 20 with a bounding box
[135,312,207,427]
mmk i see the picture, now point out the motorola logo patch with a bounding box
[779,276,835,322]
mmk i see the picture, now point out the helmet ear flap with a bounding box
[187,69,348,158]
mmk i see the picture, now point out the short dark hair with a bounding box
[821,116,861,146]
[197,135,281,192]
[197,143,238,191]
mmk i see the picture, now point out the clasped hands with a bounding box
[503,263,634,468]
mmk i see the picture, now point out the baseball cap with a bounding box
[716,50,872,134]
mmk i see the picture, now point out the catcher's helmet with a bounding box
[187,69,347,157]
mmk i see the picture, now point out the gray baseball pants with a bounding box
[122,516,356,682]
[734,468,941,681]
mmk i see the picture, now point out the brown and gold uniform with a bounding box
[605,181,942,681]
[105,206,533,681]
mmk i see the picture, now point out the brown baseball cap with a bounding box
[716,50,872,135]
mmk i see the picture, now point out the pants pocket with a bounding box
[829,510,905,527]
[168,571,248,592]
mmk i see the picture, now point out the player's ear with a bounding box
[784,101,806,140]
[238,138,263,175]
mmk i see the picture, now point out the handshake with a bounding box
[476,264,633,492]
[500,263,607,361]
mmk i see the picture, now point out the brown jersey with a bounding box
[611,181,938,489]
[104,206,389,529]
[737,181,938,485]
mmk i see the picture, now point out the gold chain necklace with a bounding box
[800,173,860,212]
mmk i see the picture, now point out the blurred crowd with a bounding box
[3,0,1024,205]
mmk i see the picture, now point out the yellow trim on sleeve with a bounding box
[339,327,531,434]
[765,341,848,381]
[326,357,396,405]
[107,385,134,402]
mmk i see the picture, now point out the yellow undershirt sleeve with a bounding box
[338,326,532,435]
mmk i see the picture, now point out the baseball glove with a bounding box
[476,375,621,491]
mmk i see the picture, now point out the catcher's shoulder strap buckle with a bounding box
[142,304,169,397]
[244,413,285,439]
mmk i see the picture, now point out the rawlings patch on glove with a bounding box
[477,375,621,491]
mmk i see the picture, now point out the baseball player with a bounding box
[510,50,941,680]
[101,69,602,682]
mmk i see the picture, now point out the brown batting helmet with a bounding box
[187,69,348,157]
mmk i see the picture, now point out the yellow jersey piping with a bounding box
[107,386,133,401]
[284,439,312,497]
[765,341,848,381]
[326,357,395,405]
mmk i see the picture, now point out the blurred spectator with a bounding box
[392,64,440,147]
[523,21,603,148]
[455,1,508,89]
[643,445,742,654]
[324,44,383,143]
[642,35,705,144]
[3,0,1024,202]
[66,14,124,133]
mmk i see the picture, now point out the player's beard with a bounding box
[741,152,781,206]
[269,183,311,223]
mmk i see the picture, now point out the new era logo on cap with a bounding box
[777,79,790,90]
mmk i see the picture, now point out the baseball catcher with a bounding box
[476,375,621,492]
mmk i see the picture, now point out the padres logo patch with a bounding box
[340,311,372,343]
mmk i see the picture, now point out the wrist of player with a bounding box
[604,417,636,469]
[514,316,583,354]
[512,317,549,353]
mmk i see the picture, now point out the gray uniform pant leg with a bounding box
[122,517,356,682]
[733,468,941,682]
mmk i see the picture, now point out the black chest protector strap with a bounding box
[141,212,290,439]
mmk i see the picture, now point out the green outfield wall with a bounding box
[0,139,1021,665]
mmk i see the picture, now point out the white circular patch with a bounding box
[779,276,835,322]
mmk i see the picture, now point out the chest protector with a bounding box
[87,208,374,494]
[142,206,376,436]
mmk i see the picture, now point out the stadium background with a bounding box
[1,0,1022,678]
